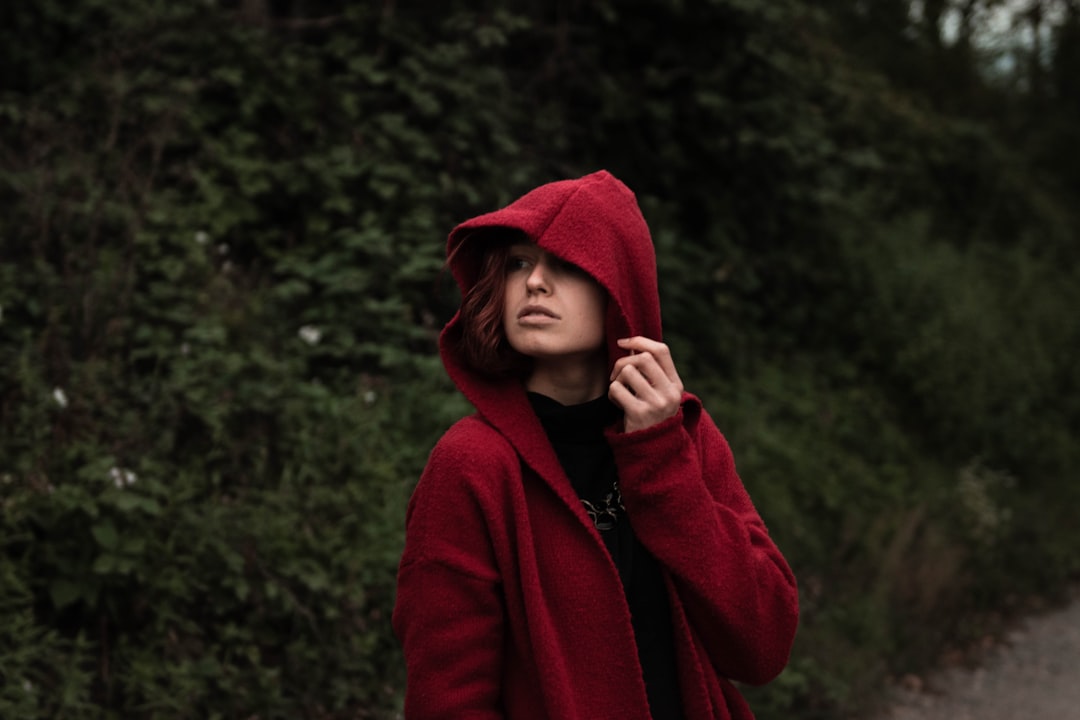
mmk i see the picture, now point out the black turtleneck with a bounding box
[527,392,685,720]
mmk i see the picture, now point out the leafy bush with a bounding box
[2,1,1078,718]
[0,2,499,716]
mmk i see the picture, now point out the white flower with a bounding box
[217,243,229,255]
[180,342,191,356]
[109,467,137,488]
[52,387,68,408]
[363,390,377,405]
[22,679,32,693]
[298,325,322,346]
[194,231,209,245]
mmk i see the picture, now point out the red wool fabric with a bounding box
[393,171,799,719]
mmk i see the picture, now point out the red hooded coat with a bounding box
[392,171,799,719]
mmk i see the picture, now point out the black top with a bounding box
[528,392,685,720]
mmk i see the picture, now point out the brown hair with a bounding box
[449,229,531,378]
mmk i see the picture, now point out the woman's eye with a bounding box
[507,256,531,272]
[551,257,587,276]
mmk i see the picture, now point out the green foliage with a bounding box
[1,1,492,716]
[2,0,1079,718]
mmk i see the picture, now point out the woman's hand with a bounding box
[608,336,685,433]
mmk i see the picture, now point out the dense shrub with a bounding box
[0,3,500,716]
[2,1,1078,718]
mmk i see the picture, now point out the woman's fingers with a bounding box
[610,337,684,392]
[618,337,677,377]
[610,350,658,388]
[608,337,685,432]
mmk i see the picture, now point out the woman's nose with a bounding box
[526,260,549,293]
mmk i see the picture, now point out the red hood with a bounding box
[439,170,662,473]
[443,169,661,377]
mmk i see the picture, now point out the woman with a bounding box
[392,170,798,719]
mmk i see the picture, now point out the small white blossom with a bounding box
[180,342,191,356]
[52,387,68,408]
[194,231,209,245]
[363,390,377,405]
[298,325,322,346]
[109,467,137,488]
[22,679,32,693]
[217,243,229,255]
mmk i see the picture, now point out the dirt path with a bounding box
[871,587,1080,720]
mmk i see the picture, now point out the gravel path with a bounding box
[872,588,1080,720]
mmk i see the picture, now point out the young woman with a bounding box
[392,170,799,719]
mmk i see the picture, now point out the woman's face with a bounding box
[501,242,607,366]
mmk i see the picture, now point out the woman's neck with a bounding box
[524,354,608,406]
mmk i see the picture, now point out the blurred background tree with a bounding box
[1,1,1077,718]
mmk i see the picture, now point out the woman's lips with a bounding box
[518,305,559,324]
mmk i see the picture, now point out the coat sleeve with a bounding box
[607,397,799,685]
[392,424,508,719]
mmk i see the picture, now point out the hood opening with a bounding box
[441,170,662,414]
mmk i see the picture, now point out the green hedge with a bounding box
[3,2,1079,718]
